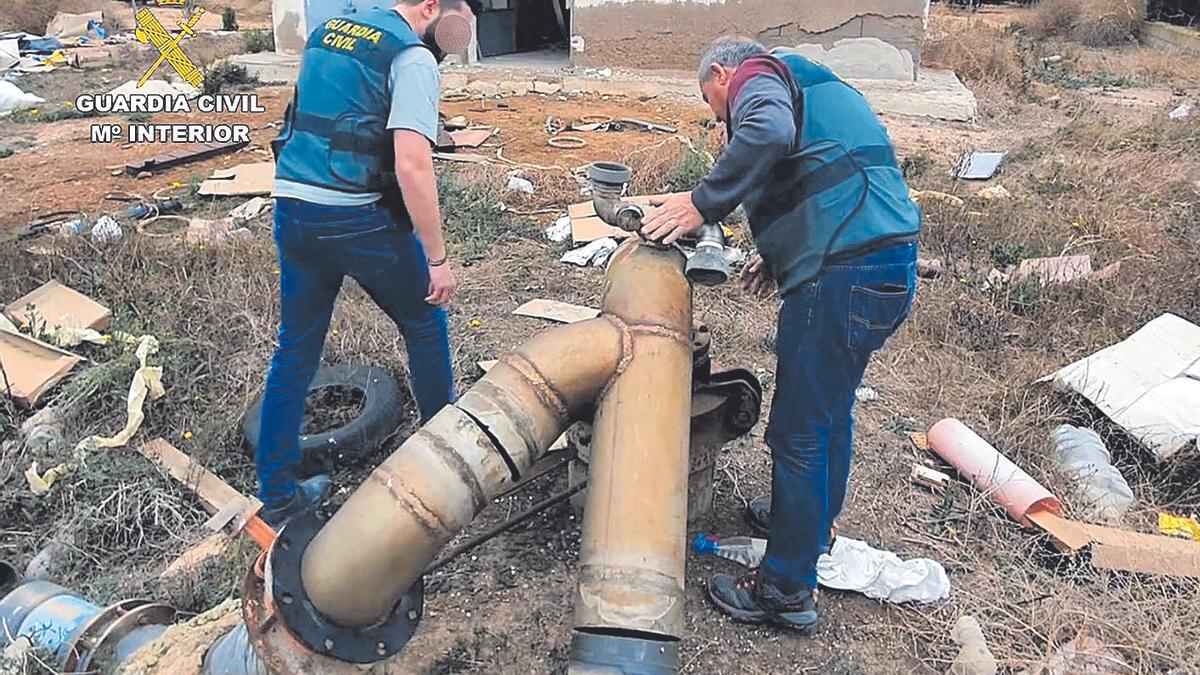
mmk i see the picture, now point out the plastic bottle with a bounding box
[1052,424,1134,523]
[692,533,766,568]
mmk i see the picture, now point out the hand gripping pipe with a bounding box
[202,237,698,673]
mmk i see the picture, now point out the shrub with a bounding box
[1030,0,1146,45]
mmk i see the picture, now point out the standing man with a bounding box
[258,0,478,527]
[642,37,922,633]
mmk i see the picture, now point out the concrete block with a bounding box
[775,37,915,81]
[227,52,300,84]
[1141,21,1200,52]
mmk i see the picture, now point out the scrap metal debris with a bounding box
[124,140,249,175]
[955,151,1007,180]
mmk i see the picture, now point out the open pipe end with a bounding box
[0,561,18,596]
[569,629,680,674]
[684,246,731,286]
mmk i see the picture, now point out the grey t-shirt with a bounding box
[273,43,440,206]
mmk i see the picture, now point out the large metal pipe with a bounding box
[571,242,693,668]
[0,579,175,673]
[297,241,687,631]
[298,318,624,627]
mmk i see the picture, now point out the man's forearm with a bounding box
[396,167,447,262]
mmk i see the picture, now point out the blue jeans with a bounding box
[760,241,917,596]
[256,197,455,509]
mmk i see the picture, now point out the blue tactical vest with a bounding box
[740,53,922,295]
[272,9,425,201]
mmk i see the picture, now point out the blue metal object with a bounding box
[16,593,103,662]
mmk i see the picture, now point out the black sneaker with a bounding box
[746,495,772,536]
[744,496,838,552]
[260,474,331,529]
[706,569,819,635]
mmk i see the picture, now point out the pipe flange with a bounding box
[71,601,176,672]
[269,509,424,664]
[588,161,631,187]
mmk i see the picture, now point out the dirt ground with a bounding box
[2,3,1200,674]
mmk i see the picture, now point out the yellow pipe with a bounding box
[573,243,693,639]
[298,241,692,630]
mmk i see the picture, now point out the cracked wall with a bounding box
[572,0,930,80]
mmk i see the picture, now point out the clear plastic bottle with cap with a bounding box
[692,533,766,568]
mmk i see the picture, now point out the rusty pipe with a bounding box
[298,242,686,630]
[299,318,624,627]
[572,242,693,665]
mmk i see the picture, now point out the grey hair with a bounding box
[697,36,767,82]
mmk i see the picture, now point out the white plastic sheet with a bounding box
[561,237,618,267]
[0,80,44,115]
[1043,313,1200,459]
[817,535,951,604]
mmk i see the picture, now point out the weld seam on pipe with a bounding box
[420,428,490,511]
[626,323,692,348]
[500,352,570,422]
[368,468,456,540]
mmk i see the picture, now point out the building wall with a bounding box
[571,0,930,80]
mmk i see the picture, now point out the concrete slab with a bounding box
[227,52,301,84]
[230,53,976,123]
[850,69,977,122]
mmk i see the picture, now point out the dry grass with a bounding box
[1,64,1198,670]
[876,101,1200,671]
[1030,0,1148,45]
[1072,43,1200,86]
[923,17,1029,90]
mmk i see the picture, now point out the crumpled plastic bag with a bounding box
[816,535,951,604]
[544,216,571,243]
[25,334,164,494]
[0,80,44,115]
[562,237,618,267]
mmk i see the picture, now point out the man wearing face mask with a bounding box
[261,0,479,527]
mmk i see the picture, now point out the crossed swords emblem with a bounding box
[134,6,207,88]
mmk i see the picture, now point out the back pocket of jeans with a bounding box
[847,284,911,352]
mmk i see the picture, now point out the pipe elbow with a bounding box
[593,194,645,232]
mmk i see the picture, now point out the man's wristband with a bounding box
[428,254,448,267]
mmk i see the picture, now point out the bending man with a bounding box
[643,36,922,633]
